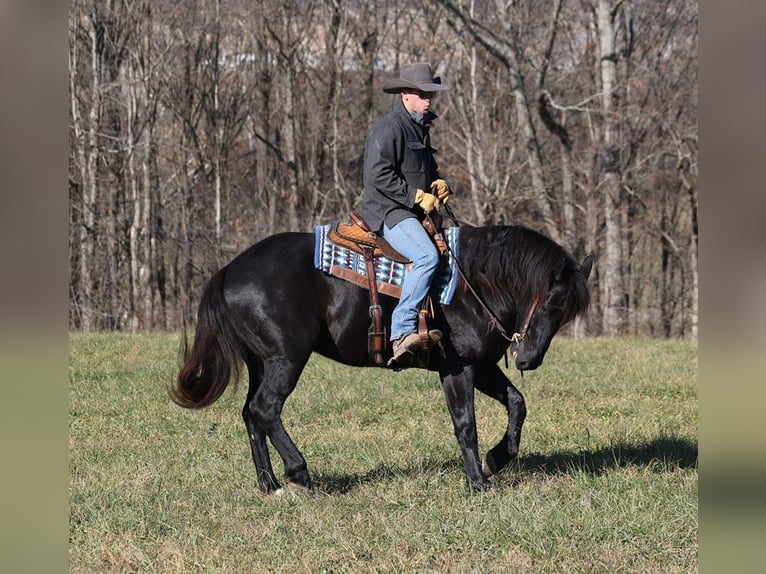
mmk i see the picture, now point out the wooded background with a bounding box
[68,0,698,338]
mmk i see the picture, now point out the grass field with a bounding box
[69,333,697,573]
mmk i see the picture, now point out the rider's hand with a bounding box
[430,179,451,204]
[415,189,440,213]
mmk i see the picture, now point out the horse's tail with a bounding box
[170,267,243,409]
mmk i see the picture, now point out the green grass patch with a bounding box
[70,333,697,573]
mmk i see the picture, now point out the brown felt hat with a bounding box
[382,62,451,93]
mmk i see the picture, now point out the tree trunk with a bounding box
[463,45,487,224]
[69,0,93,330]
[127,65,142,331]
[573,160,601,338]
[142,124,155,329]
[212,0,223,249]
[359,2,378,128]
[681,157,698,341]
[596,0,625,335]
[536,0,575,250]
[79,5,102,331]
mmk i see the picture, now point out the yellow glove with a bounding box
[414,189,440,213]
[430,179,451,203]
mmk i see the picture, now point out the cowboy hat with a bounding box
[382,62,451,93]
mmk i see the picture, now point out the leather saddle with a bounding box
[328,210,447,263]
[327,211,447,366]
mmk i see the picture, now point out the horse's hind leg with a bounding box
[241,354,281,493]
[244,353,313,493]
[473,362,527,477]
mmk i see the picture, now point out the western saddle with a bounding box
[327,211,447,365]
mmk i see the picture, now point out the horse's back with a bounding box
[227,231,315,284]
[220,231,372,365]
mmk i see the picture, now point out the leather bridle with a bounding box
[427,209,541,370]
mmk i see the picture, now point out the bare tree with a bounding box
[69,0,698,336]
[69,0,97,330]
[70,0,134,330]
[431,0,560,240]
[592,0,626,335]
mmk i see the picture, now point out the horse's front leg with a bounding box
[473,362,526,477]
[439,363,491,492]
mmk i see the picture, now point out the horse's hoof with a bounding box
[482,457,494,478]
[468,477,493,493]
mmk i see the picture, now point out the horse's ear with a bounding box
[580,254,594,279]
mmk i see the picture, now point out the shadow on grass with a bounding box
[511,435,698,476]
[313,435,697,495]
[314,458,463,495]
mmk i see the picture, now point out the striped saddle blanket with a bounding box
[314,224,461,305]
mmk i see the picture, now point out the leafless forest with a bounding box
[68,0,697,338]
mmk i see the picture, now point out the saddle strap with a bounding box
[362,246,386,365]
[418,297,435,351]
[423,214,448,256]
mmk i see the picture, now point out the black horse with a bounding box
[171,224,592,493]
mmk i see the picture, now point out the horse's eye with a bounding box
[545,291,566,311]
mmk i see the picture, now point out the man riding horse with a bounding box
[361,62,453,366]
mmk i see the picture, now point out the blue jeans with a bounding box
[382,218,439,341]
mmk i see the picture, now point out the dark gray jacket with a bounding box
[361,98,441,232]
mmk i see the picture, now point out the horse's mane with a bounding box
[457,225,589,323]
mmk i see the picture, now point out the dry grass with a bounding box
[69,333,697,573]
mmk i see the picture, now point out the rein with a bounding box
[427,209,540,370]
[512,297,540,346]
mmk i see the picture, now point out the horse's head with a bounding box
[512,254,593,371]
